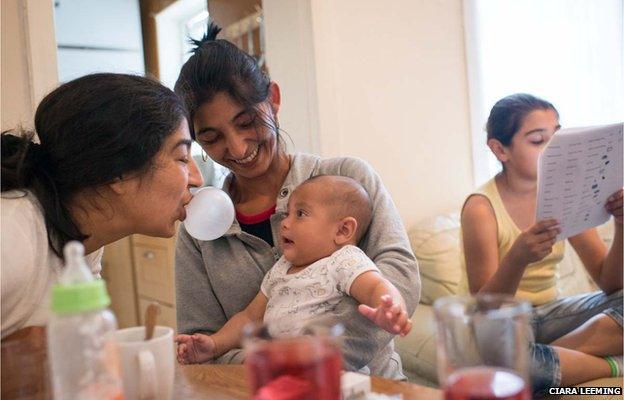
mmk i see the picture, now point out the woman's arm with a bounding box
[340,158,420,313]
[568,190,623,294]
[462,195,559,295]
[174,226,244,364]
[334,157,419,370]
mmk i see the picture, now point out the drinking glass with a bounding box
[243,322,343,400]
[434,294,532,400]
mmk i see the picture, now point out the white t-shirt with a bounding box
[260,245,379,338]
[1,191,103,339]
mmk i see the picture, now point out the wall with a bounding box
[2,0,476,228]
[264,0,475,228]
[1,0,58,131]
[263,0,320,155]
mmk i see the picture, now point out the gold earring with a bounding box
[201,150,208,162]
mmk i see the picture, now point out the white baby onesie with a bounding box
[260,245,379,337]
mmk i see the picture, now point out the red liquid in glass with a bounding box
[444,367,530,400]
[245,338,342,400]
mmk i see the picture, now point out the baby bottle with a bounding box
[47,241,123,400]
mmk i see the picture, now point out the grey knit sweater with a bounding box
[175,153,420,378]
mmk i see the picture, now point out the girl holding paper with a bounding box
[459,93,622,395]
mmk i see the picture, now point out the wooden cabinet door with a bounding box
[101,237,139,328]
[132,235,176,305]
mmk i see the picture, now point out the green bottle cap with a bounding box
[51,279,111,315]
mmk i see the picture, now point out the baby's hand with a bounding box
[606,189,623,225]
[358,295,412,336]
[174,333,217,364]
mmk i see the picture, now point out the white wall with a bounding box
[1,0,58,131]
[264,0,474,228]
[263,0,320,154]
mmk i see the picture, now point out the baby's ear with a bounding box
[335,217,358,245]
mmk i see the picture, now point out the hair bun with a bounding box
[189,21,222,55]
[25,141,44,163]
[1,132,36,160]
[1,132,39,191]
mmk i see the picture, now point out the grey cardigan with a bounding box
[175,153,420,377]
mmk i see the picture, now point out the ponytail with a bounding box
[1,131,38,191]
[1,73,186,259]
[2,131,86,257]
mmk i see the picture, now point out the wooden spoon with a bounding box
[144,302,160,341]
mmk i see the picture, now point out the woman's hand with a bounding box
[605,189,623,225]
[507,219,560,267]
[358,294,412,337]
[174,333,217,364]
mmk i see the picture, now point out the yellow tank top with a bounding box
[458,178,564,306]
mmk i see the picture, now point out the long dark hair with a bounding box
[1,73,187,258]
[486,93,559,146]
[174,22,278,139]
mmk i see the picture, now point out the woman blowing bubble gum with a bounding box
[459,93,623,395]
[1,73,203,339]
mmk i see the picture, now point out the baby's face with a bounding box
[280,184,340,267]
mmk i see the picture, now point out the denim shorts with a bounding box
[529,289,623,396]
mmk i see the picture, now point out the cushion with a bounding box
[557,240,596,297]
[557,222,613,297]
[395,304,438,385]
[407,213,610,305]
[408,213,461,305]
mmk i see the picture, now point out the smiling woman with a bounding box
[173,22,421,379]
[0,73,203,338]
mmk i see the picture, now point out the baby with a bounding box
[175,175,412,365]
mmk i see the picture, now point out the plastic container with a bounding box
[47,241,124,400]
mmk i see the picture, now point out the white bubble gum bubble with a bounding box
[184,187,235,241]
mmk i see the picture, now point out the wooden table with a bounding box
[2,327,442,399]
[175,364,443,400]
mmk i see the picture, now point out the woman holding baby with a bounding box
[173,23,420,379]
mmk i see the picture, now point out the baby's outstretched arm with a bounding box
[349,271,412,336]
[174,291,268,364]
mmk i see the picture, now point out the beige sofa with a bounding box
[396,213,623,399]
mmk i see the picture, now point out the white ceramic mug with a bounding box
[114,326,174,400]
